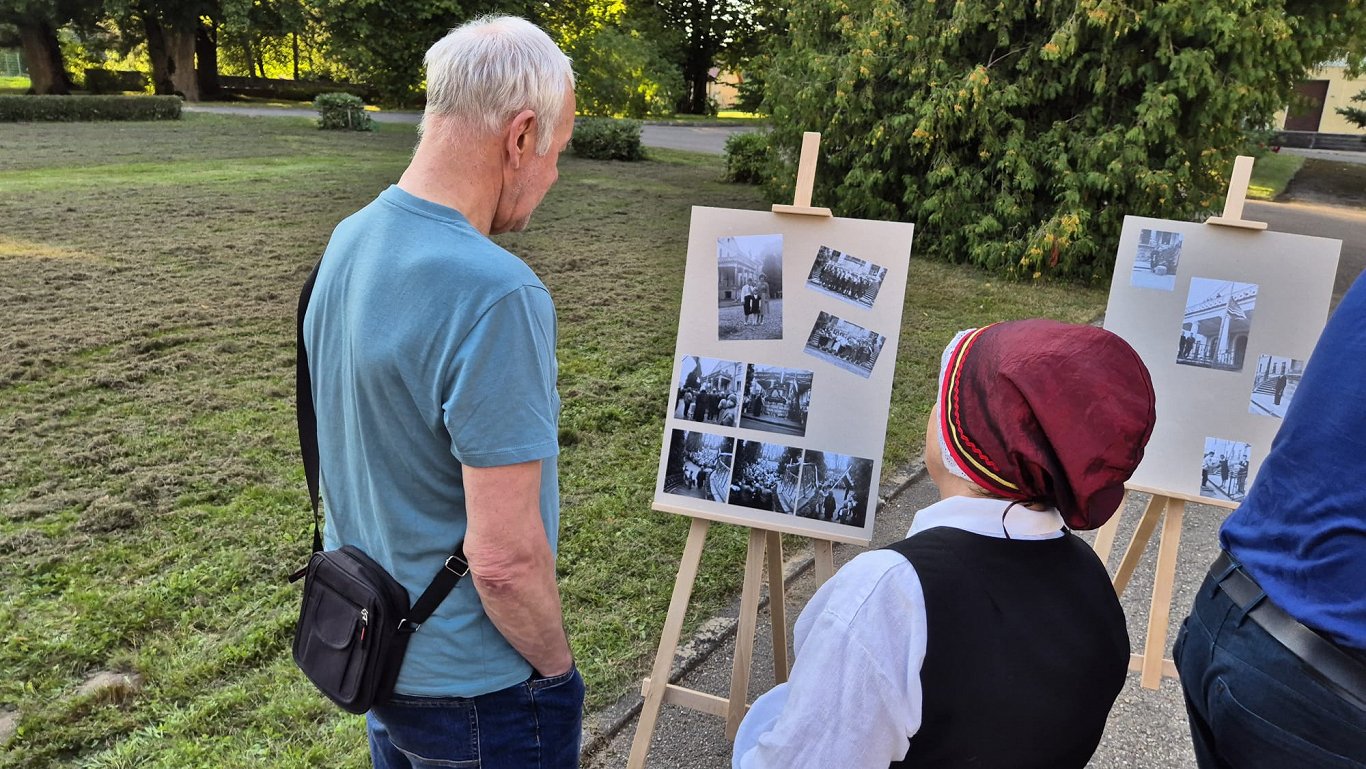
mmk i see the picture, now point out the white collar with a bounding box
[907,495,1066,540]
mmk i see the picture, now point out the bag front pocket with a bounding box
[297,580,369,702]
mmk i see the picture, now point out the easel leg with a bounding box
[1112,493,1166,595]
[765,531,789,683]
[1141,497,1185,689]
[1090,502,1124,567]
[812,538,835,586]
[727,528,770,740]
[628,518,711,769]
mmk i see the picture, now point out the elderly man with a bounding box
[734,320,1156,768]
[302,16,581,769]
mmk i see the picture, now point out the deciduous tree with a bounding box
[764,1,1366,279]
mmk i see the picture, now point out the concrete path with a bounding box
[182,104,752,154]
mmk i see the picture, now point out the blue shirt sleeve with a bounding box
[442,285,560,468]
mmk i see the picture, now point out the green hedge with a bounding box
[571,118,644,161]
[0,95,181,122]
[724,131,769,184]
[83,69,149,94]
[314,92,374,131]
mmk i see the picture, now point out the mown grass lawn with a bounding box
[1247,151,1307,201]
[0,113,1105,767]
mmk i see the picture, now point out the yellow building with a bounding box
[1275,62,1366,137]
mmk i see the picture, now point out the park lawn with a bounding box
[0,113,1105,767]
[0,75,30,93]
[1247,151,1306,200]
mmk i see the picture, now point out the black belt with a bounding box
[1211,550,1366,710]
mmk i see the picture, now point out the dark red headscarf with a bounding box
[937,320,1156,529]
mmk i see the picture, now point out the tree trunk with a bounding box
[17,20,70,95]
[292,33,300,80]
[164,24,198,101]
[196,21,221,99]
[143,13,175,95]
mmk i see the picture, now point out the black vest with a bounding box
[884,527,1128,768]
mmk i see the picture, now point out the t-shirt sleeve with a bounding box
[442,285,560,467]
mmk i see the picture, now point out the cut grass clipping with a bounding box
[0,113,1105,767]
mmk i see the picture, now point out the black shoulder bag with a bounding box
[289,258,469,714]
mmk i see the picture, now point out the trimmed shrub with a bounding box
[219,76,377,103]
[571,118,644,161]
[0,95,181,122]
[724,131,769,184]
[314,92,373,131]
[83,69,149,95]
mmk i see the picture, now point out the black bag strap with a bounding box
[294,258,468,629]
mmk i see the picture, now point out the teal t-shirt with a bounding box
[303,185,560,697]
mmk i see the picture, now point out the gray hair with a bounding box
[422,16,574,155]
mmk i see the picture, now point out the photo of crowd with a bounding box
[739,364,813,437]
[1177,278,1258,373]
[804,311,886,378]
[717,233,784,341]
[1248,354,1305,420]
[727,441,806,513]
[794,450,873,528]
[673,355,744,428]
[663,430,734,503]
[805,245,888,308]
[1199,436,1251,504]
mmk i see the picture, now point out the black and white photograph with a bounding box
[1200,436,1251,504]
[1176,278,1258,373]
[739,364,813,437]
[726,440,805,514]
[803,311,886,378]
[1131,228,1184,291]
[805,245,888,308]
[662,430,734,503]
[673,356,744,428]
[794,450,874,528]
[717,233,784,341]
[1248,354,1306,419]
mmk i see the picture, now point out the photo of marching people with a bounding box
[804,311,886,378]
[1131,228,1183,291]
[727,440,806,514]
[793,450,874,528]
[805,245,888,308]
[1200,436,1252,504]
[717,233,784,341]
[1248,354,1306,419]
[673,355,744,428]
[663,430,734,503]
[739,364,813,437]
[1176,278,1258,373]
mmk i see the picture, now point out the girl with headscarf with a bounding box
[734,320,1156,769]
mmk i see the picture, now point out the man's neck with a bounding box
[397,127,501,235]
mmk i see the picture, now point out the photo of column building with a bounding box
[1176,278,1258,373]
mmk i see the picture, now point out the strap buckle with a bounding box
[444,554,470,577]
[397,618,421,633]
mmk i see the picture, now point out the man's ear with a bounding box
[504,109,537,170]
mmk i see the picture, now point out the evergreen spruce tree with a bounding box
[763,1,1366,279]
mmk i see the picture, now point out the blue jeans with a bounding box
[1174,574,1366,769]
[366,666,585,768]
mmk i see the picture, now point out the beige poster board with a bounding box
[652,207,914,545]
[1102,215,1341,505]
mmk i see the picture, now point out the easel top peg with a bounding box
[1205,154,1269,231]
[772,131,834,218]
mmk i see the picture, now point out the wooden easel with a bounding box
[628,133,839,769]
[1091,154,1265,689]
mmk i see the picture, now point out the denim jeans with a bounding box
[366,665,585,768]
[1173,574,1366,769]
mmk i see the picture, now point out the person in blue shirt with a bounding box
[1174,274,1366,768]
[303,16,581,769]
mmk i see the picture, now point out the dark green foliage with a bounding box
[0,93,179,121]
[313,91,372,131]
[82,68,147,94]
[764,1,1366,280]
[724,130,769,183]
[571,117,644,160]
[219,75,374,103]
[1338,89,1366,131]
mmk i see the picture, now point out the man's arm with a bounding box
[463,460,573,677]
